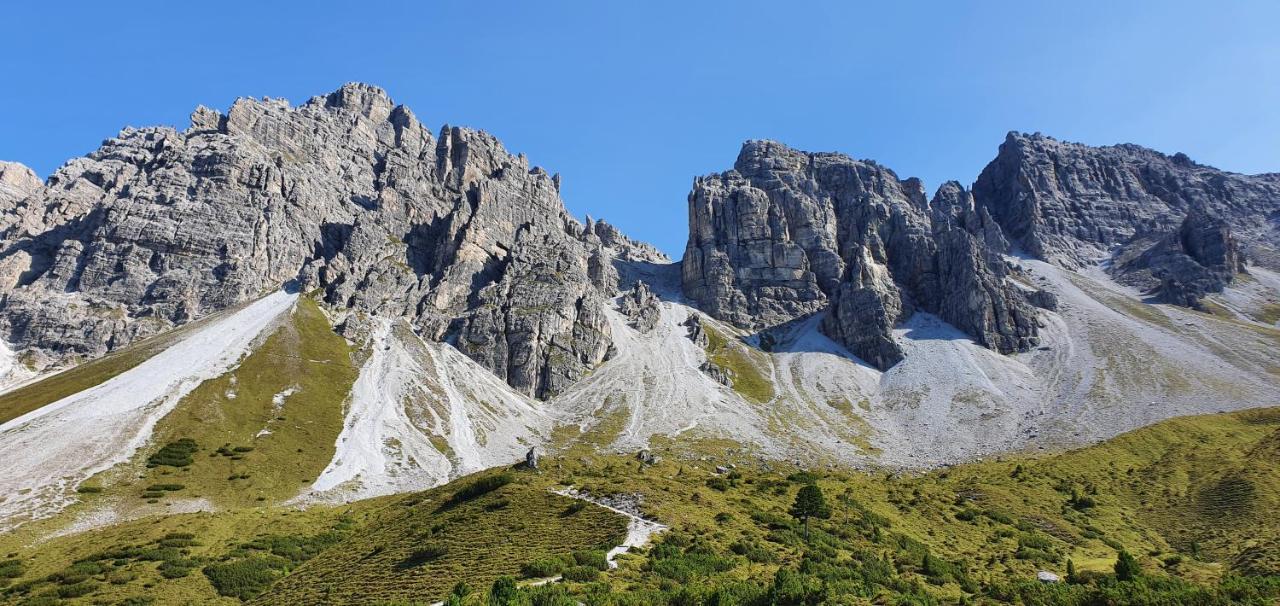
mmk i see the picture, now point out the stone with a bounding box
[1037,571,1060,584]
[682,314,710,348]
[683,141,1039,369]
[1114,207,1247,308]
[525,447,539,470]
[636,449,659,465]
[618,280,661,332]
[699,360,734,387]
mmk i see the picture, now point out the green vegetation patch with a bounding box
[121,297,358,508]
[703,322,776,403]
[255,471,627,605]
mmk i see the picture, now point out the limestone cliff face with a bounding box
[0,83,665,398]
[1116,207,1249,308]
[682,141,1042,369]
[972,132,1280,270]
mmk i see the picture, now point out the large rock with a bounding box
[972,132,1280,270]
[0,83,661,398]
[682,140,1040,369]
[0,161,41,207]
[618,280,661,332]
[1116,207,1248,308]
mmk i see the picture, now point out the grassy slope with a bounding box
[0,499,381,605]
[4,408,1278,605]
[0,472,626,606]
[702,322,775,404]
[71,297,358,517]
[255,470,628,605]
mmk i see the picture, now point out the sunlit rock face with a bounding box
[682,140,1041,369]
[0,83,666,398]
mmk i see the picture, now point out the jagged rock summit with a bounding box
[0,83,666,398]
[973,132,1280,267]
[682,140,1044,369]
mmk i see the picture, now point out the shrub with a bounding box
[203,556,290,599]
[108,569,137,585]
[488,576,519,606]
[730,540,777,563]
[56,581,98,597]
[561,501,587,516]
[0,559,24,579]
[147,483,185,492]
[521,557,568,578]
[787,471,820,484]
[562,565,600,582]
[159,559,196,579]
[75,485,103,494]
[983,509,1014,525]
[147,438,198,468]
[446,473,514,506]
[404,544,449,566]
[1115,549,1140,581]
[706,477,731,492]
[573,550,609,571]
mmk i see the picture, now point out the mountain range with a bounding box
[0,83,1277,537]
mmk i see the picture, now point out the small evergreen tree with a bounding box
[1114,549,1140,581]
[1066,558,1078,584]
[488,575,519,606]
[790,483,831,540]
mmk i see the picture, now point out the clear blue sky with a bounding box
[3,1,1277,257]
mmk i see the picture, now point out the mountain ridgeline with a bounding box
[2,85,1272,395]
[0,84,665,400]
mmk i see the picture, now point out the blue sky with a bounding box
[3,1,1277,257]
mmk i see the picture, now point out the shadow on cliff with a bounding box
[613,259,685,301]
[740,312,882,373]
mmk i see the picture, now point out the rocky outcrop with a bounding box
[0,162,41,208]
[1116,207,1248,308]
[682,314,709,348]
[618,280,661,332]
[972,132,1280,270]
[683,141,1041,369]
[0,83,651,398]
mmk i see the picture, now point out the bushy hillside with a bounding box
[3,408,1278,605]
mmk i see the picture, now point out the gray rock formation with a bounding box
[618,280,661,332]
[0,162,41,209]
[1115,207,1248,308]
[682,141,1041,369]
[0,83,660,398]
[698,360,734,387]
[972,132,1280,270]
[525,447,539,470]
[682,314,709,348]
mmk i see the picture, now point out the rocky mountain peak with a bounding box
[683,140,1042,369]
[973,132,1280,270]
[0,83,654,398]
[0,161,41,202]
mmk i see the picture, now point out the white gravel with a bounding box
[302,318,552,503]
